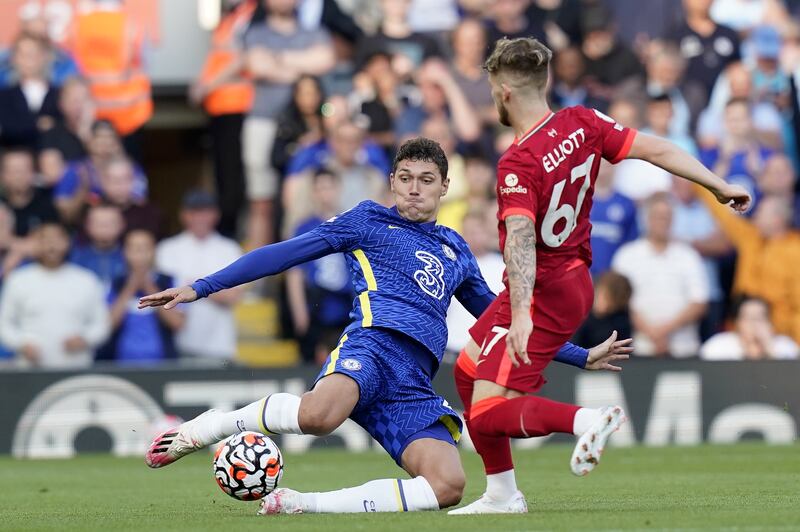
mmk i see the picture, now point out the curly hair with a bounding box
[392,137,449,180]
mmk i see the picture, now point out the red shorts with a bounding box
[468,262,593,393]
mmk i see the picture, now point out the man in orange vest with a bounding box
[190,0,256,238]
[69,0,152,162]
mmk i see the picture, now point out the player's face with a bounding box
[390,160,449,223]
[488,73,511,127]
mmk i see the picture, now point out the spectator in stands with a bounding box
[613,192,709,357]
[100,157,163,237]
[527,0,583,50]
[271,75,326,177]
[356,0,443,79]
[0,3,80,88]
[710,0,790,34]
[396,59,481,143]
[445,210,505,357]
[580,4,645,100]
[642,94,698,156]
[54,120,148,224]
[0,33,60,150]
[700,98,774,211]
[351,50,399,151]
[156,190,244,361]
[757,153,800,228]
[99,230,184,365]
[282,121,388,236]
[697,185,800,344]
[667,0,741,99]
[485,0,547,47]
[0,148,58,237]
[438,153,494,233]
[551,46,608,111]
[70,204,127,295]
[590,159,638,277]
[37,148,66,192]
[644,42,705,137]
[192,0,256,239]
[286,170,353,364]
[419,117,466,201]
[242,0,335,249]
[608,99,673,201]
[70,0,153,160]
[671,176,731,339]
[449,18,496,128]
[38,77,94,162]
[0,222,109,368]
[572,271,633,348]
[701,295,799,360]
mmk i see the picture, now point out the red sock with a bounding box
[454,351,514,475]
[471,395,580,438]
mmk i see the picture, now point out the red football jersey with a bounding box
[496,106,636,282]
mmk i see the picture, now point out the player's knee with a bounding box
[427,469,466,508]
[297,402,338,436]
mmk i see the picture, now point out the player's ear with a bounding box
[388,173,395,192]
[440,177,449,197]
[501,83,512,102]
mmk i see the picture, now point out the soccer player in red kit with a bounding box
[449,38,752,514]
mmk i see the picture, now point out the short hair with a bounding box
[725,97,750,110]
[647,93,672,106]
[1,146,35,164]
[392,137,448,181]
[484,37,552,90]
[596,271,633,313]
[730,294,770,320]
[91,119,119,136]
[312,167,340,184]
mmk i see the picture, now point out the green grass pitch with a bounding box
[1,444,798,531]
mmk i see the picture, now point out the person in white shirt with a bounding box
[445,210,505,355]
[0,223,110,368]
[156,190,243,360]
[701,296,799,360]
[613,192,710,357]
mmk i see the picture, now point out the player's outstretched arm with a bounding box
[503,214,537,367]
[625,132,752,212]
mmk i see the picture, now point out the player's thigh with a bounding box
[472,378,524,404]
[300,373,359,435]
[400,437,465,508]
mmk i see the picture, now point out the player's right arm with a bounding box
[625,132,751,212]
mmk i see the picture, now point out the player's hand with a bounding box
[138,285,198,310]
[20,344,40,365]
[63,336,88,353]
[506,314,533,367]
[585,330,633,372]
[713,183,751,213]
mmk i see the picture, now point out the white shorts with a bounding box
[242,116,278,201]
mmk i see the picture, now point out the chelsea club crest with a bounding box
[442,244,456,261]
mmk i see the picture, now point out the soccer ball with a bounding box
[213,431,284,501]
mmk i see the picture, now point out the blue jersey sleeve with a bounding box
[191,232,334,298]
[553,342,588,368]
[308,204,368,252]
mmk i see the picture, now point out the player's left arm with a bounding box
[625,132,751,212]
[504,214,537,367]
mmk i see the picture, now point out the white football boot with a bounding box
[257,488,304,515]
[447,490,528,514]
[570,405,627,476]
[145,409,221,468]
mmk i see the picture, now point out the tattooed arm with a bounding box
[503,214,537,366]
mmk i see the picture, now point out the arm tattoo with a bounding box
[503,215,537,314]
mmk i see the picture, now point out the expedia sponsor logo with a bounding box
[500,185,528,195]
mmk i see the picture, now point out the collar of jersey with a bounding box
[514,110,555,145]
[389,206,438,231]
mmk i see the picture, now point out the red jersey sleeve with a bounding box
[497,155,539,222]
[590,108,637,164]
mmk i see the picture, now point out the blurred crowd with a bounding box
[1,0,799,370]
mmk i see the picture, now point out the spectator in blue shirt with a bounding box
[285,169,354,364]
[97,230,184,365]
[590,159,638,276]
[70,204,127,295]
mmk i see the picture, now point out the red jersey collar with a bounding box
[514,111,555,145]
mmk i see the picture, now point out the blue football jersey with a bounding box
[309,201,492,362]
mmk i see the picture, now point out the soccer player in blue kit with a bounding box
[140,138,630,515]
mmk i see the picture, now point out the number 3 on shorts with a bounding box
[541,153,596,248]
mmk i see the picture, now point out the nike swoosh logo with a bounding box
[476,359,485,366]
[388,225,401,229]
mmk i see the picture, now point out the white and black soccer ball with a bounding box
[213,431,284,501]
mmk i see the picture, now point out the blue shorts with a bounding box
[314,327,462,465]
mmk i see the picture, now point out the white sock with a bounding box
[573,407,602,436]
[302,476,440,513]
[198,393,303,444]
[485,469,518,501]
